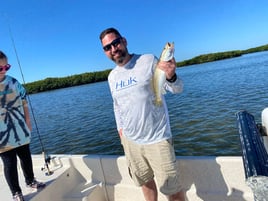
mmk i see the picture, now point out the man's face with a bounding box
[101,33,128,66]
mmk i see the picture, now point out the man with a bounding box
[99,27,185,201]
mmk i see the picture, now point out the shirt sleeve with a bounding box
[16,80,27,100]
[113,99,123,131]
[165,75,183,93]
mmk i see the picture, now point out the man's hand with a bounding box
[157,57,177,79]
[118,128,123,138]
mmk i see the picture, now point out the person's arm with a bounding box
[165,75,183,93]
[108,75,123,138]
[118,128,123,138]
[22,100,32,131]
[157,57,183,93]
[113,100,123,138]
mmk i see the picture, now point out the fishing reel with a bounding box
[41,153,54,176]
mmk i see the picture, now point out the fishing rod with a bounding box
[6,18,53,176]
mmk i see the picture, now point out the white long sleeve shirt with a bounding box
[108,54,183,144]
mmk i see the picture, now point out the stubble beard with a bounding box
[112,50,127,66]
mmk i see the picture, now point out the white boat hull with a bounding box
[1,155,253,201]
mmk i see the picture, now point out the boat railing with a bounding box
[236,110,268,201]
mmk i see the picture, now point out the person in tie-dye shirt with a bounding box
[0,50,45,201]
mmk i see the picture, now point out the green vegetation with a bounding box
[24,69,111,94]
[176,50,242,67]
[177,44,268,67]
[241,44,268,54]
[24,44,268,94]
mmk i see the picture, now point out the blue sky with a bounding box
[1,0,268,83]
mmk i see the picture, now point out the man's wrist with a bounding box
[166,73,177,83]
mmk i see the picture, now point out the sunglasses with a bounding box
[103,37,122,51]
[0,64,11,72]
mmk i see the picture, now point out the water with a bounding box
[29,51,268,156]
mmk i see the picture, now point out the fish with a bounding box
[153,42,175,106]
[159,42,175,62]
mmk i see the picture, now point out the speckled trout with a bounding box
[153,42,175,106]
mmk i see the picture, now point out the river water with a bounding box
[29,51,268,156]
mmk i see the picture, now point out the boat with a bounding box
[0,155,254,201]
[1,108,268,201]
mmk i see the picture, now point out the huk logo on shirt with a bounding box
[116,76,137,90]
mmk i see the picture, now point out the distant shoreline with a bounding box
[24,44,268,94]
[176,44,268,67]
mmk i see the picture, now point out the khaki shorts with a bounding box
[121,135,183,195]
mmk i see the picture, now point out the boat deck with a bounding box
[0,155,69,201]
[1,155,254,201]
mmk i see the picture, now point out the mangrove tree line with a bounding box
[24,44,268,94]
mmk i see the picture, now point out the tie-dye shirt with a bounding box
[0,75,31,153]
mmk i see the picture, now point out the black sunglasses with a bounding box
[0,64,11,72]
[103,37,122,51]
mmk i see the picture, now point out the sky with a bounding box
[1,0,268,83]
